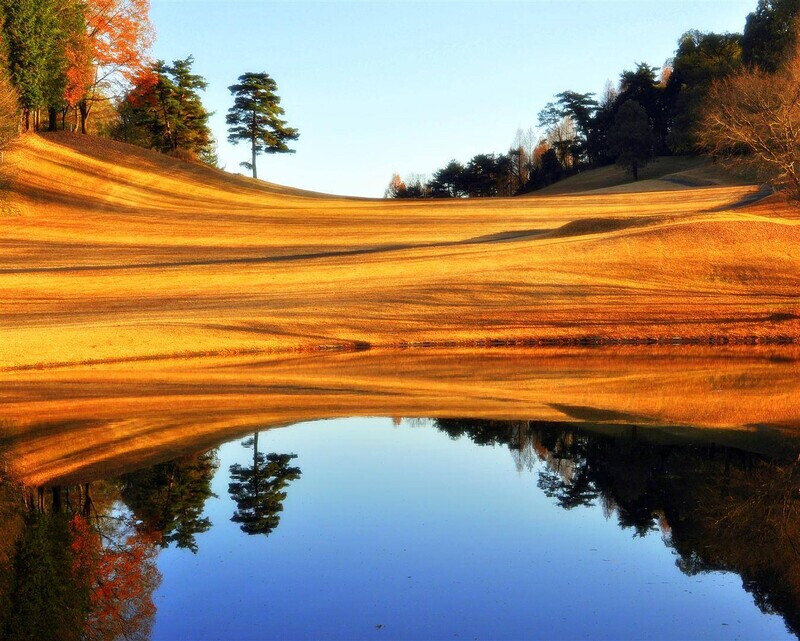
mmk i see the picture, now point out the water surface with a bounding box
[2,415,799,640]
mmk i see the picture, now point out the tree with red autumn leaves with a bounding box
[0,0,153,132]
[70,514,161,641]
[68,0,154,133]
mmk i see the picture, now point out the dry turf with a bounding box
[1,134,799,484]
[1,133,799,371]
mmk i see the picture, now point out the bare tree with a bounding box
[385,173,406,198]
[699,46,800,199]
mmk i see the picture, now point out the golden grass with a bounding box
[534,155,749,195]
[0,133,798,371]
[1,347,798,486]
[1,135,799,485]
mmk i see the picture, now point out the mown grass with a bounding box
[0,133,797,372]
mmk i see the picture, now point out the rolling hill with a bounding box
[0,132,798,371]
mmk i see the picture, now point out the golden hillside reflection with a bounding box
[0,347,798,487]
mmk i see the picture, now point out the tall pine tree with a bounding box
[226,72,299,179]
[228,433,301,536]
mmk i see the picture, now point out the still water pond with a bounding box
[5,417,800,640]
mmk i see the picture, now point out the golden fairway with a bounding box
[1,133,798,370]
[0,134,798,485]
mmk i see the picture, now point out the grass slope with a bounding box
[535,156,749,195]
[0,133,798,370]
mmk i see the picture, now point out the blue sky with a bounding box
[150,1,755,196]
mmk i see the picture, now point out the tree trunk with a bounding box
[22,109,29,132]
[48,108,57,132]
[79,100,89,134]
[251,110,258,179]
[82,482,92,517]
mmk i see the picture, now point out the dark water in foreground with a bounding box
[3,417,800,640]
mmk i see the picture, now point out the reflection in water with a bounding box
[435,418,800,637]
[0,445,299,640]
[0,481,160,641]
[0,419,799,637]
[120,451,219,554]
[229,432,302,536]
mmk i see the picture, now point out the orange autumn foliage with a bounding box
[65,0,154,108]
[70,515,161,641]
[85,0,153,83]
[65,32,93,109]
[125,65,158,107]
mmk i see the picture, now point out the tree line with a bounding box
[388,0,800,199]
[0,1,299,178]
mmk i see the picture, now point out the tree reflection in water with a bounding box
[0,481,160,641]
[1,419,799,637]
[229,432,302,536]
[435,418,800,637]
[0,440,301,640]
[120,451,220,554]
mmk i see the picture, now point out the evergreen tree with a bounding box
[228,433,301,536]
[615,63,669,150]
[0,24,19,145]
[554,90,598,165]
[429,160,467,198]
[608,99,656,180]
[1,0,59,129]
[120,451,219,554]
[226,72,299,179]
[742,0,800,72]
[666,31,743,153]
[167,57,212,154]
[2,513,87,641]
[463,153,501,197]
[539,148,563,185]
[116,57,213,161]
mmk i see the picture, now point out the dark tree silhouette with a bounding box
[120,451,218,553]
[228,433,301,536]
[2,512,84,641]
[226,72,299,179]
[433,417,800,635]
[742,0,800,72]
[666,30,743,152]
[608,99,656,180]
[429,160,467,198]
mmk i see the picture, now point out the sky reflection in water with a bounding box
[147,418,795,641]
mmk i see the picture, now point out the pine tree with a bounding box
[1,0,52,129]
[228,433,301,536]
[168,56,211,155]
[226,72,299,179]
[119,57,212,160]
[608,100,656,180]
[0,19,19,145]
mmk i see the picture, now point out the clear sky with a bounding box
[150,1,756,197]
